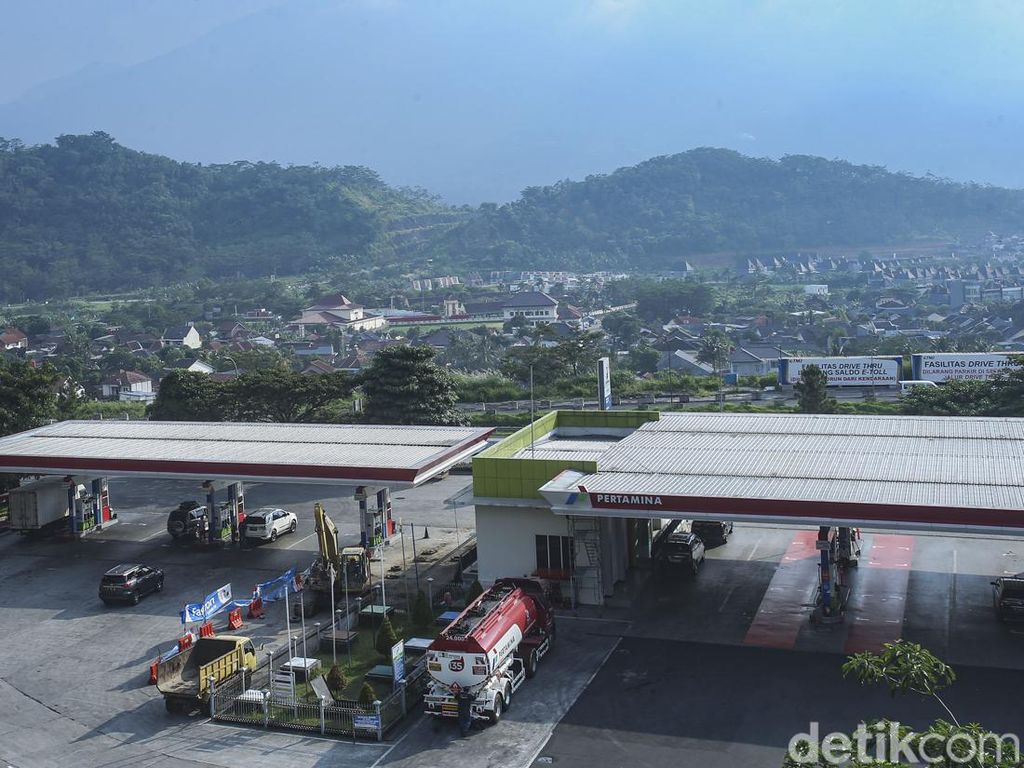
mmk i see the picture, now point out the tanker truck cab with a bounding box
[425,578,555,729]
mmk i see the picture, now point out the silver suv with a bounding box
[243,507,297,542]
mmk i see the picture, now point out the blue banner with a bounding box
[256,568,298,603]
[180,583,232,624]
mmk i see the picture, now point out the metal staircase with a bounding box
[568,515,603,607]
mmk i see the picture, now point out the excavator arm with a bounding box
[313,502,341,571]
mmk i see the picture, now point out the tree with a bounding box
[784,641,1020,767]
[325,665,349,698]
[375,616,399,659]
[0,361,60,437]
[358,681,377,708]
[361,346,464,425]
[628,345,661,375]
[898,361,1024,418]
[696,331,731,374]
[223,370,354,422]
[843,640,958,725]
[412,590,433,627]
[794,364,836,414]
[601,311,643,350]
[900,379,995,417]
[148,371,224,421]
[553,331,605,378]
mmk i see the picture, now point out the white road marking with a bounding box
[523,637,622,768]
[718,586,737,613]
[142,528,167,542]
[285,532,317,550]
[369,711,428,768]
[558,615,631,625]
[746,533,764,561]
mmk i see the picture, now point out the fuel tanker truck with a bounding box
[424,578,555,731]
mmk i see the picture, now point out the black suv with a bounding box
[992,574,1024,622]
[167,501,207,540]
[691,520,734,546]
[100,563,164,605]
[656,532,707,575]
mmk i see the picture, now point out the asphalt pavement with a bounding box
[3,490,1023,768]
[532,637,1024,768]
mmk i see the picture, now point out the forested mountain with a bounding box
[0,132,452,301]
[5,135,1024,302]
[438,148,1024,272]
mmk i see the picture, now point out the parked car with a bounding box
[656,531,706,575]
[691,520,734,546]
[100,563,164,605]
[167,501,208,540]
[898,380,938,395]
[991,574,1024,622]
[243,507,297,543]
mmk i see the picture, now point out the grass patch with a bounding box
[300,620,439,702]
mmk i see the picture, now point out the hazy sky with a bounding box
[2,1,1022,201]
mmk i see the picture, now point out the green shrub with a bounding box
[412,590,433,627]
[375,616,399,659]
[455,372,527,402]
[325,665,348,697]
[358,681,377,708]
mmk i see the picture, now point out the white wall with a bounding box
[475,504,568,586]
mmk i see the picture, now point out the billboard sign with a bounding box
[181,583,232,624]
[778,357,901,387]
[597,357,612,410]
[353,714,380,731]
[911,353,1023,383]
[392,640,405,688]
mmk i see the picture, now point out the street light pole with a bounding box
[410,523,421,591]
[529,365,536,458]
[329,562,337,666]
[452,500,461,550]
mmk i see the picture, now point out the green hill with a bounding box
[0,132,454,301]
[436,148,1024,271]
[4,137,1024,302]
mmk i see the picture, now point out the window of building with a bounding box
[535,534,574,577]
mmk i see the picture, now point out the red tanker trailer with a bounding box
[424,578,555,729]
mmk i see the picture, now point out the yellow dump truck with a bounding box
[157,635,258,714]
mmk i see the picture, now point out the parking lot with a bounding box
[0,475,619,768]
[532,524,1024,767]
[4,501,1024,768]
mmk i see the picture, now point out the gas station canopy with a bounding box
[0,420,494,487]
[539,412,1024,533]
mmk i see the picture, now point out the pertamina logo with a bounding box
[449,658,465,672]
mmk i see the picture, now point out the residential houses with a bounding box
[161,324,203,349]
[287,293,387,334]
[0,328,28,350]
[100,370,155,402]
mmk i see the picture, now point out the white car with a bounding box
[244,507,298,542]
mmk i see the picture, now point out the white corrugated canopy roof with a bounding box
[540,412,1024,531]
[0,420,494,486]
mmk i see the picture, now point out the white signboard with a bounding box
[597,357,612,410]
[913,353,1023,383]
[780,357,901,387]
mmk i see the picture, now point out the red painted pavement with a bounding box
[744,530,822,649]
[844,534,915,654]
